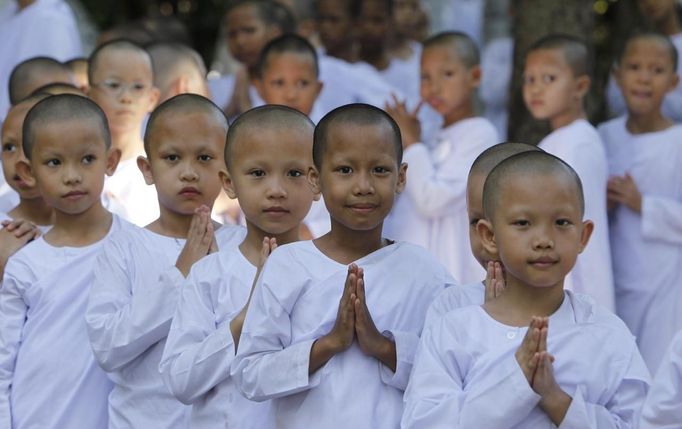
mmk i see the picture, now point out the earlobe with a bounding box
[576,75,591,97]
[469,65,482,88]
[578,220,594,253]
[476,219,499,258]
[220,170,238,199]
[149,86,161,111]
[106,148,121,176]
[137,156,154,185]
[395,162,408,194]
[15,160,36,188]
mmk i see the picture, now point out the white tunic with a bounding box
[598,117,682,373]
[640,330,682,428]
[160,245,274,429]
[85,223,245,429]
[385,117,497,284]
[103,156,160,227]
[0,0,82,120]
[0,164,19,213]
[402,291,650,428]
[0,215,129,429]
[232,240,455,429]
[480,37,513,140]
[539,119,615,311]
[423,281,484,331]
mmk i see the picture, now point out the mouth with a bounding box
[630,90,652,99]
[179,187,201,197]
[62,190,87,200]
[348,203,378,214]
[12,175,26,187]
[263,206,290,216]
[528,256,558,268]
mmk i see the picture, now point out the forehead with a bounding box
[227,4,262,24]
[148,111,226,150]
[33,117,106,152]
[264,52,316,74]
[232,124,312,162]
[623,37,675,63]
[496,172,581,213]
[324,122,397,161]
[92,48,153,79]
[525,48,570,70]
[360,0,389,16]
[422,43,466,66]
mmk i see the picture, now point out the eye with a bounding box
[556,218,572,227]
[336,166,352,174]
[373,166,390,174]
[2,142,16,153]
[469,218,480,227]
[287,169,303,177]
[249,169,265,177]
[541,74,556,84]
[132,82,147,92]
[104,80,121,90]
[165,154,179,162]
[82,154,96,164]
[198,154,213,162]
[46,159,61,167]
[512,219,529,227]
[297,79,310,88]
[444,70,455,77]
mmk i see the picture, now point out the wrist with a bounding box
[539,387,571,423]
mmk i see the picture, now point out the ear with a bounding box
[314,80,324,99]
[670,73,680,91]
[307,166,321,194]
[575,75,591,99]
[137,155,155,185]
[395,162,408,194]
[578,219,594,254]
[148,86,161,110]
[220,169,238,199]
[15,159,36,188]
[106,148,121,177]
[476,219,499,259]
[469,65,482,88]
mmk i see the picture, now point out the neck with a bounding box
[485,274,565,326]
[360,48,390,71]
[550,106,585,131]
[240,220,300,266]
[627,110,673,134]
[327,43,358,63]
[45,202,112,247]
[112,130,144,161]
[443,101,476,128]
[8,196,54,226]
[146,205,195,238]
[314,220,385,265]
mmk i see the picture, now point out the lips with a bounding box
[348,203,378,214]
[529,256,558,268]
[63,190,87,200]
[263,206,290,216]
[12,175,27,188]
[179,187,201,197]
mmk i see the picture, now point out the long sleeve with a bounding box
[0,269,29,428]
[640,332,682,428]
[85,238,184,372]
[159,268,238,405]
[378,330,419,391]
[641,195,682,244]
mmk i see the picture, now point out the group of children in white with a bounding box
[1,0,682,428]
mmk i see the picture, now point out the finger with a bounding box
[356,277,366,304]
[410,100,424,117]
[494,262,505,297]
[269,237,278,252]
[484,261,495,301]
[539,327,548,353]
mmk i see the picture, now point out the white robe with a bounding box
[232,240,455,429]
[160,245,274,429]
[0,214,129,429]
[423,281,484,330]
[85,223,245,429]
[480,37,513,140]
[0,0,82,120]
[0,163,19,213]
[103,156,160,227]
[539,119,615,312]
[385,117,498,284]
[402,291,651,428]
[640,330,682,428]
[598,117,682,373]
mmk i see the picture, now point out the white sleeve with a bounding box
[85,239,184,372]
[159,268,237,405]
[402,320,541,429]
[641,196,682,244]
[0,268,28,428]
[640,332,682,428]
[231,261,322,402]
[378,330,419,391]
[12,13,81,61]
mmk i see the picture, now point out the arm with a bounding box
[640,196,682,244]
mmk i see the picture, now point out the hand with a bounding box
[515,317,548,384]
[484,261,506,302]
[385,93,422,148]
[0,220,40,278]
[534,351,571,425]
[607,173,642,213]
[175,206,215,277]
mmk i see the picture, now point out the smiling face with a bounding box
[313,122,406,235]
[2,103,40,199]
[483,172,591,289]
[140,111,227,218]
[615,36,679,118]
[256,52,322,116]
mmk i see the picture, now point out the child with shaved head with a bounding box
[85,94,244,429]
[160,105,318,428]
[232,104,455,428]
[0,94,129,429]
[403,151,650,428]
[8,57,75,107]
[148,43,210,104]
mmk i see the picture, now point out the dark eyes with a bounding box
[2,143,16,153]
[288,170,303,177]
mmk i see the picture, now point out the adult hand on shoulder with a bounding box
[175,206,215,277]
[484,261,506,302]
[385,93,422,149]
[607,174,642,213]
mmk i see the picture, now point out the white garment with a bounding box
[423,281,484,330]
[160,245,274,429]
[606,34,682,122]
[480,37,513,140]
[0,163,19,213]
[640,329,682,428]
[103,156,159,227]
[385,117,497,284]
[402,291,650,428]
[85,223,245,429]
[539,119,615,311]
[0,215,128,429]
[0,0,81,120]
[598,117,682,373]
[232,240,455,429]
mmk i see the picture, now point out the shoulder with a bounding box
[189,246,253,292]
[215,223,246,248]
[597,116,626,139]
[430,281,485,313]
[569,291,636,344]
[391,242,456,280]
[447,117,498,143]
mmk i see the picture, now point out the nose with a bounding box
[266,176,287,199]
[532,225,554,250]
[353,171,374,195]
[180,161,199,182]
[63,163,82,185]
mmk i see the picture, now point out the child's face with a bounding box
[420,45,479,123]
[466,173,493,268]
[522,48,584,125]
[2,104,41,199]
[223,126,316,237]
[25,118,116,215]
[140,112,226,216]
[316,0,353,52]
[226,5,277,69]
[88,49,158,137]
[615,37,679,118]
[482,173,591,289]
[313,123,406,233]
[256,53,322,117]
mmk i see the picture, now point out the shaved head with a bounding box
[144,93,227,156]
[9,57,75,105]
[147,42,208,100]
[257,33,319,78]
[423,31,480,68]
[226,105,314,169]
[31,82,84,97]
[618,31,678,72]
[527,34,590,77]
[88,39,153,85]
[23,94,111,159]
[483,151,584,219]
[469,142,543,180]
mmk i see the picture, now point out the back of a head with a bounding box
[617,31,678,72]
[23,94,111,160]
[313,103,402,169]
[229,0,298,34]
[144,93,227,156]
[9,57,74,105]
[226,105,313,168]
[482,151,584,220]
[423,31,480,68]
[88,39,153,86]
[469,142,543,179]
[256,33,319,78]
[527,34,590,77]
[147,42,208,92]
[31,82,85,97]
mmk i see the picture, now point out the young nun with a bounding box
[85,94,244,428]
[0,94,128,428]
